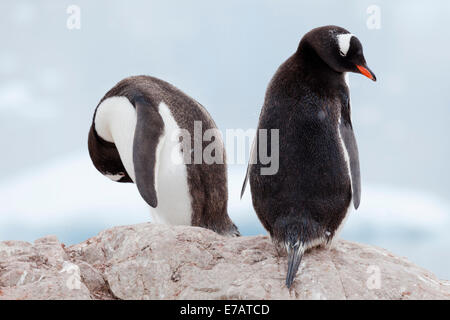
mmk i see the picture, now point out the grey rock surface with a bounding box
[1,223,449,300]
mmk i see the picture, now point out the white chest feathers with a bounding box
[94,96,137,181]
[153,102,192,225]
[94,97,193,226]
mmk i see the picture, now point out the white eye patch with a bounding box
[337,33,354,57]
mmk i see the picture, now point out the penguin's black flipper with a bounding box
[133,97,165,208]
[240,136,257,199]
[240,165,250,199]
[339,116,361,209]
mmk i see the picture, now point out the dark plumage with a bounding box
[89,75,239,236]
[241,26,376,288]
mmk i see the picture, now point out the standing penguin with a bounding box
[241,26,376,287]
[88,75,239,236]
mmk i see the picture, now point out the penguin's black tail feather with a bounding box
[285,241,304,289]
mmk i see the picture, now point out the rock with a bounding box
[1,223,449,300]
[0,236,92,300]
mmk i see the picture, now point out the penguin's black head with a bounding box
[300,25,376,81]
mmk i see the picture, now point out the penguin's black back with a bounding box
[249,46,352,242]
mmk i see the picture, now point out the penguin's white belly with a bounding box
[95,97,192,225]
[151,102,193,225]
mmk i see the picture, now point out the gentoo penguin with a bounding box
[241,26,376,288]
[88,75,239,236]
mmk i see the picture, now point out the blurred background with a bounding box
[1,0,449,279]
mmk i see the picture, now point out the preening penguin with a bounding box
[241,26,376,288]
[88,75,239,236]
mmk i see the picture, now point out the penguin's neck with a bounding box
[294,42,345,92]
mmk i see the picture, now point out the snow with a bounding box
[0,153,150,243]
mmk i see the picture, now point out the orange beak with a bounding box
[356,65,376,81]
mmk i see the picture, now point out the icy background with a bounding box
[1,1,449,279]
